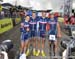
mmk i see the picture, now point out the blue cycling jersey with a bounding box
[20,21,30,41]
[29,17,39,31]
[20,21,30,33]
[48,18,58,35]
[39,17,48,31]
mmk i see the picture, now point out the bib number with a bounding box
[49,35,56,41]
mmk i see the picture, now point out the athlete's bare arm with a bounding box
[57,22,62,38]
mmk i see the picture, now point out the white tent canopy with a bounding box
[16,0,31,8]
[2,0,31,7]
[72,0,75,9]
[72,3,75,9]
[30,0,53,10]
[1,0,64,11]
[2,0,16,6]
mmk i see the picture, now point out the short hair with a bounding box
[32,11,37,15]
[25,15,30,18]
[32,11,37,14]
[42,11,46,13]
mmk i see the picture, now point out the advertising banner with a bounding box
[15,18,21,25]
[0,18,13,34]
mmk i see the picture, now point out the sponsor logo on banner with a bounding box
[1,23,11,28]
[0,18,13,34]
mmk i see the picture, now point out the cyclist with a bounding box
[36,11,48,56]
[29,12,39,56]
[20,15,30,56]
[48,14,61,56]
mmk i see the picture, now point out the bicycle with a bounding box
[62,37,75,59]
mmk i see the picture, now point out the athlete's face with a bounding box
[42,12,46,17]
[51,14,54,18]
[32,13,36,19]
[25,16,30,22]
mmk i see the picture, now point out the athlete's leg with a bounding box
[33,37,37,56]
[37,37,40,49]
[25,39,30,56]
[36,31,41,49]
[20,40,25,54]
[20,33,25,54]
[33,37,36,47]
[30,31,36,56]
[54,40,58,56]
[24,33,30,56]
[32,31,36,48]
[41,37,46,56]
[41,31,46,56]
[36,32,41,56]
[42,38,45,49]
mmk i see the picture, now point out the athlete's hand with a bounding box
[26,28,30,31]
[57,33,62,38]
[46,23,50,31]
[21,23,24,28]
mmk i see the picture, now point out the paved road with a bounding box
[0,24,73,59]
[0,24,21,59]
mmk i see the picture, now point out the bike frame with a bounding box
[62,39,75,59]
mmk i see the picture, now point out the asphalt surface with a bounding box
[0,24,21,59]
[0,23,74,59]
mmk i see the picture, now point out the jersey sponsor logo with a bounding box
[24,25,29,27]
[39,21,47,24]
[29,22,36,24]
[49,22,57,24]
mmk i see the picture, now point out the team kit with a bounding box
[20,11,61,57]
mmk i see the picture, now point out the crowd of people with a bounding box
[20,11,62,57]
[64,14,75,25]
[0,9,20,19]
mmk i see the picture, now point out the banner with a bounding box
[0,18,13,34]
[58,17,64,22]
[15,18,21,25]
[0,5,2,12]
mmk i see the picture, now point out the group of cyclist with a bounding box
[20,11,61,57]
